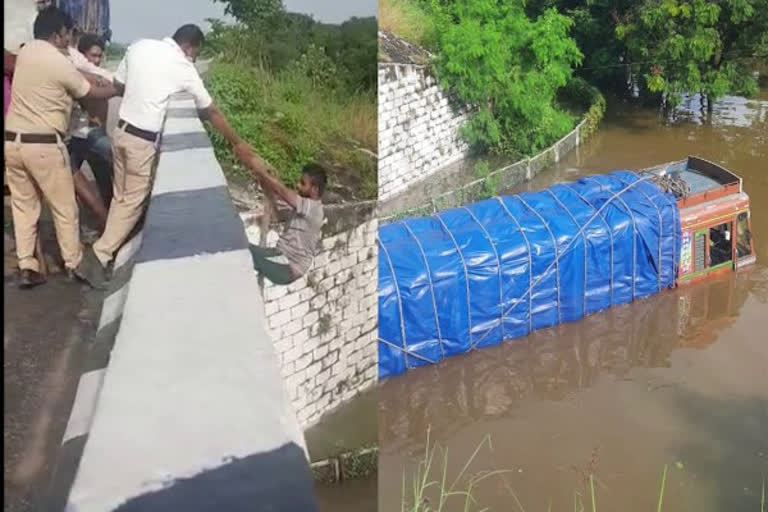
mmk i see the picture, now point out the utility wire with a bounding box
[578,50,762,71]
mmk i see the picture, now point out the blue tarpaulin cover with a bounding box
[378,171,681,378]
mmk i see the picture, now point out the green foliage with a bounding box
[202,1,377,201]
[427,0,583,159]
[286,43,341,90]
[204,10,377,92]
[211,0,285,31]
[559,76,606,139]
[204,61,377,200]
[473,159,501,198]
[525,0,767,106]
[379,0,438,49]
[615,0,765,107]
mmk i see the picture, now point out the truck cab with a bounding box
[646,156,756,286]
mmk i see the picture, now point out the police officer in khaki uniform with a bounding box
[4,7,116,288]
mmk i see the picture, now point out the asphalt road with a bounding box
[3,270,100,512]
[3,94,120,512]
[3,61,211,512]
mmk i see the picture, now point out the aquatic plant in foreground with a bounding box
[402,433,768,512]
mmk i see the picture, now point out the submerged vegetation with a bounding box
[402,430,511,512]
[202,0,377,201]
[403,432,768,511]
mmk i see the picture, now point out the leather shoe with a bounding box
[72,248,109,290]
[19,269,46,289]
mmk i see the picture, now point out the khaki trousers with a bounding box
[93,126,156,265]
[4,136,82,271]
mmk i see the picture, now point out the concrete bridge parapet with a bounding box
[56,94,318,512]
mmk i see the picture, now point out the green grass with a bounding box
[204,59,377,201]
[379,0,436,48]
[403,429,512,512]
[403,435,768,512]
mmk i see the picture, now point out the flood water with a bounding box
[378,87,768,511]
[307,389,378,511]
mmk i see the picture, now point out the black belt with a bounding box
[5,131,60,144]
[117,120,158,142]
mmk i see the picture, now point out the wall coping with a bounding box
[61,94,318,512]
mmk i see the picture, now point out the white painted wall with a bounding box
[243,215,379,430]
[378,63,471,202]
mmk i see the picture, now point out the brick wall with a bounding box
[241,204,378,429]
[378,63,471,202]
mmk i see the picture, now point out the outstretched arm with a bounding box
[234,144,298,209]
[199,102,244,149]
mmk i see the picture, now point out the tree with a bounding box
[616,0,766,110]
[211,0,285,30]
[428,0,583,157]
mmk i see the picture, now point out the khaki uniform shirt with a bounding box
[5,40,91,135]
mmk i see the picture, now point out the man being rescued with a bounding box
[234,144,326,285]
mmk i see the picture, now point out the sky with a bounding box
[111,0,378,44]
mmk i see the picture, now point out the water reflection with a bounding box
[675,92,768,129]
[380,269,758,450]
[379,86,768,512]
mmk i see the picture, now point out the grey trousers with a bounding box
[248,245,297,285]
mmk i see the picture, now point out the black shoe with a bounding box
[19,269,46,289]
[72,248,109,290]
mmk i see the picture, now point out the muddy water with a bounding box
[378,88,768,512]
[307,389,378,510]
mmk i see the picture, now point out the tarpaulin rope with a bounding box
[378,337,438,365]
[401,220,445,360]
[461,206,505,341]
[584,177,640,300]
[516,195,562,324]
[638,171,682,284]
[494,197,534,333]
[564,184,615,305]
[466,175,656,351]
[546,188,589,317]
[615,175,665,292]
[378,239,410,369]
[435,213,474,347]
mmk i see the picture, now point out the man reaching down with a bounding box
[234,145,326,285]
[78,24,247,288]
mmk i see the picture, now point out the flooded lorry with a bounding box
[378,156,756,378]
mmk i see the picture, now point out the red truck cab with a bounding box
[644,156,756,286]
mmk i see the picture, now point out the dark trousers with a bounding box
[248,245,297,285]
[69,128,113,207]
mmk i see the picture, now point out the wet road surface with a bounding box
[379,87,768,511]
[4,94,118,512]
[4,225,101,512]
